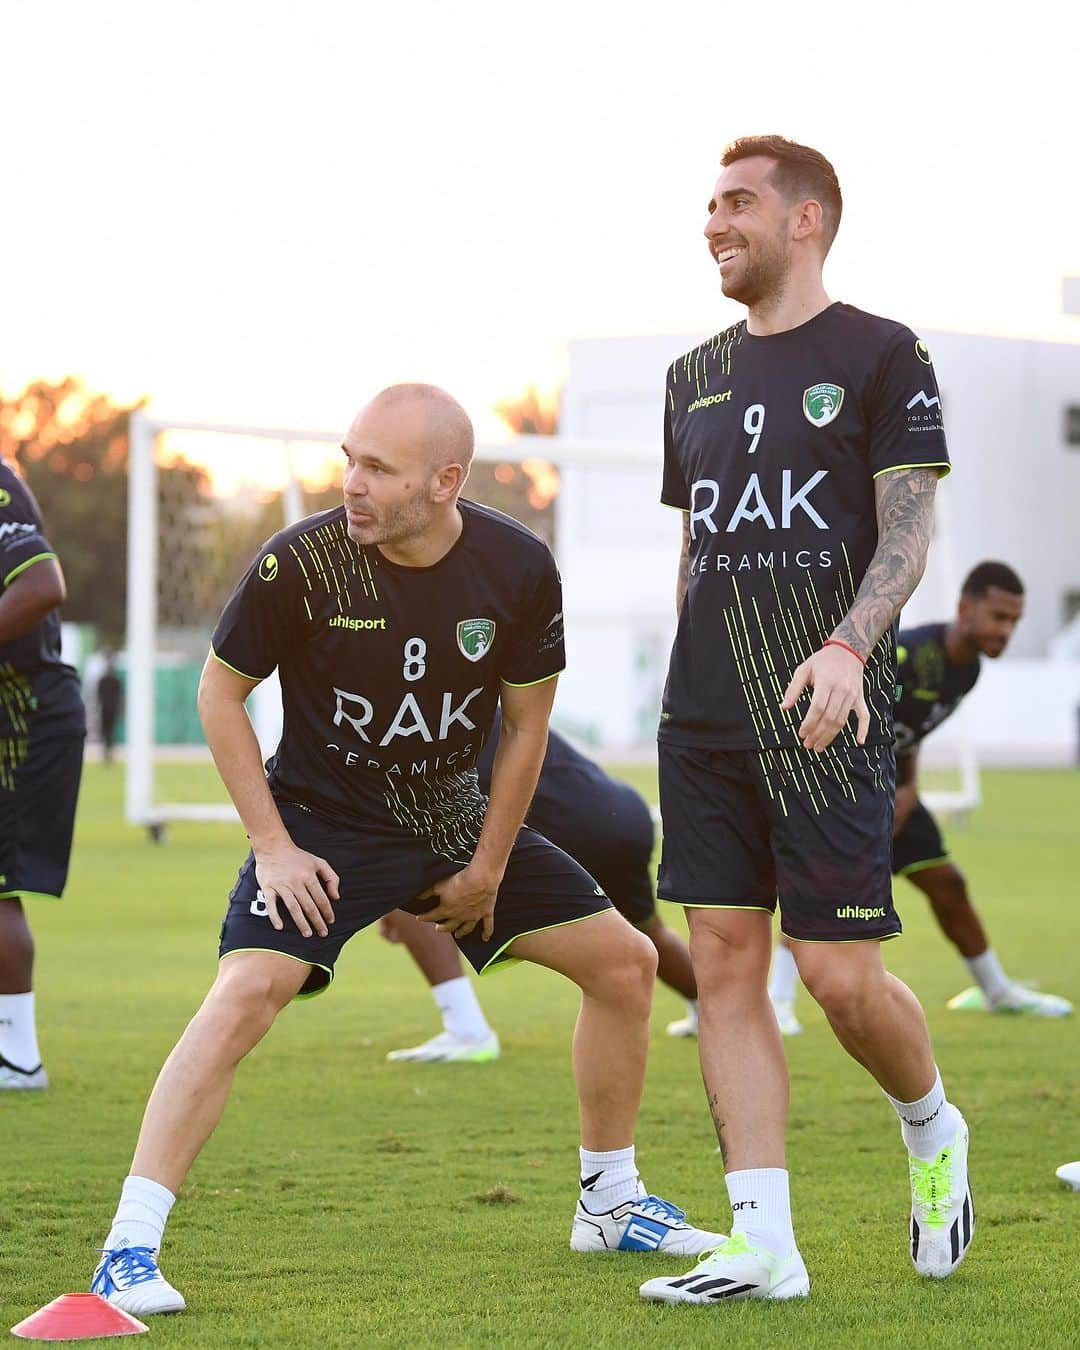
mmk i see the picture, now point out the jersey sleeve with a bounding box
[211,538,303,681]
[660,368,690,509]
[500,549,566,687]
[868,331,951,480]
[0,474,57,588]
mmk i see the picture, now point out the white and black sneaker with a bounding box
[639,1232,810,1302]
[571,1184,725,1256]
[908,1115,975,1279]
[0,1053,47,1090]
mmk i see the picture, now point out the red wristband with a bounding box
[822,639,866,666]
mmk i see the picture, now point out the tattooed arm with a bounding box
[781,468,938,753]
[675,512,690,617]
[831,468,938,657]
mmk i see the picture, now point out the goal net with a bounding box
[123,413,668,831]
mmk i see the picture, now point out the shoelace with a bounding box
[909,1149,953,1223]
[91,1246,161,1292]
[635,1195,687,1224]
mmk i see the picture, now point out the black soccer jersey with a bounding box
[659,303,950,751]
[211,500,565,842]
[893,622,979,757]
[477,708,621,818]
[0,463,83,756]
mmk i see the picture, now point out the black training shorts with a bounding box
[892,798,949,876]
[0,729,85,901]
[219,800,613,996]
[657,742,901,943]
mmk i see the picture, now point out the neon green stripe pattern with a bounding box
[3,552,57,586]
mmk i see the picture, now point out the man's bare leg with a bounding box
[641,914,698,1002]
[510,907,726,1254]
[0,898,45,1087]
[90,952,309,1314]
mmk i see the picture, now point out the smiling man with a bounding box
[86,383,723,1319]
[640,136,973,1306]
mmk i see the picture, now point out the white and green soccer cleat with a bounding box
[908,1115,974,1279]
[639,1232,810,1302]
[386,1030,500,1063]
[947,984,1073,1017]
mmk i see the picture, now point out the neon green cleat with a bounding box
[908,1116,974,1279]
[947,984,1072,1017]
[386,1031,500,1063]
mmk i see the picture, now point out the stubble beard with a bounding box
[722,235,791,311]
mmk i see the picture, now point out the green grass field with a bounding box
[2,763,1079,1347]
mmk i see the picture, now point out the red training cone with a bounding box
[10,1293,148,1340]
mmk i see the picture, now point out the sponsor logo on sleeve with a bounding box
[0,489,10,507]
[258,553,279,582]
[915,339,932,364]
[802,383,845,427]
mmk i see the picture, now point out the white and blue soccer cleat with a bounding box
[0,1055,47,1090]
[571,1185,726,1256]
[386,1030,500,1063]
[639,1232,810,1302]
[90,1245,186,1316]
[908,1115,974,1279]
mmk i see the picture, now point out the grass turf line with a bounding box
[1,763,1078,1347]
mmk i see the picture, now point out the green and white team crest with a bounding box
[456,618,495,661]
[802,382,845,428]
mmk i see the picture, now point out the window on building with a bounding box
[1065,406,1080,446]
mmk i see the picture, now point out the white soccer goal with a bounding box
[123,412,668,834]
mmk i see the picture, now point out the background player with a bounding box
[894,560,1071,1016]
[640,136,973,1308]
[96,652,123,766]
[0,460,85,1090]
[87,384,723,1319]
[381,709,699,1062]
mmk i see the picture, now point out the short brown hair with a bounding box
[722,135,843,252]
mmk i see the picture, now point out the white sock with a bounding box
[965,948,1011,1004]
[579,1145,639,1211]
[767,946,799,1005]
[103,1175,176,1253]
[431,976,492,1042]
[682,1000,698,1028]
[0,992,42,1072]
[885,1070,962,1161]
[725,1168,796,1255]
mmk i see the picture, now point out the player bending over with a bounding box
[381,708,699,1062]
[894,561,1071,1016]
[0,461,85,1091]
[640,136,973,1308]
[86,384,724,1319]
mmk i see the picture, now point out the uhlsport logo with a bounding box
[687,389,733,414]
[802,383,845,427]
[258,553,278,582]
[329,614,387,632]
[835,905,887,921]
[915,339,932,365]
[0,488,10,507]
[457,618,495,661]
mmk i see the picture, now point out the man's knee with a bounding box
[688,910,771,992]
[917,862,969,911]
[584,924,657,1016]
[204,956,304,1044]
[797,952,883,1028]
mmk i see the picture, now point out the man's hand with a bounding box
[781,645,869,752]
[414,865,499,941]
[253,842,340,937]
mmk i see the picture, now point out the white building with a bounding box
[551,326,1080,764]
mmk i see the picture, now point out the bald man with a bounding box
[87,384,723,1319]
